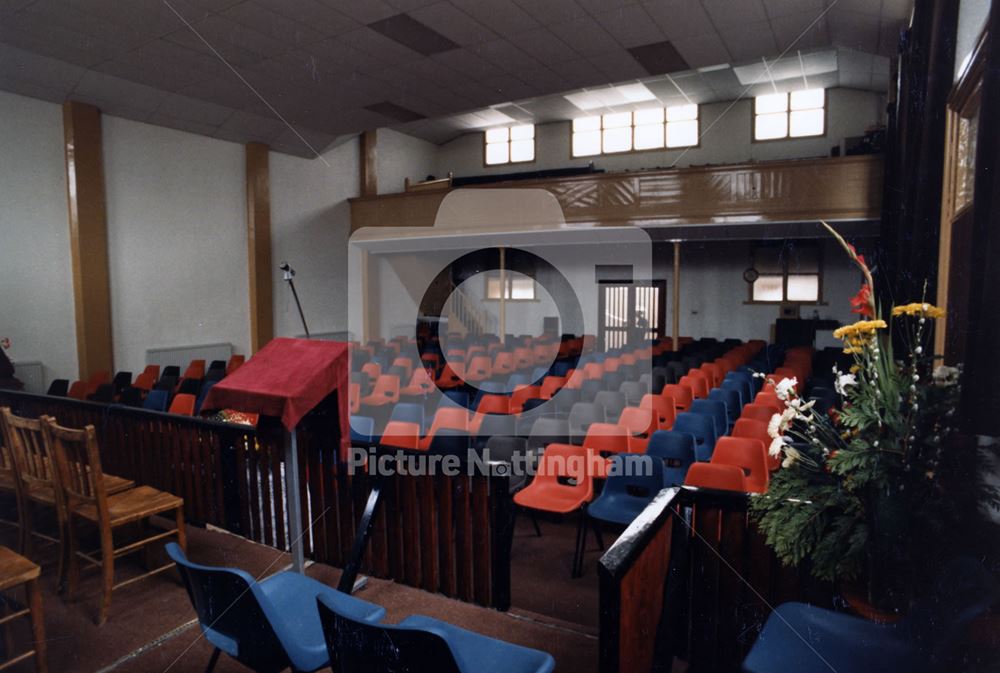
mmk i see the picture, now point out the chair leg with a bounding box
[530,511,542,537]
[591,519,606,551]
[97,526,114,626]
[572,509,588,578]
[66,515,80,601]
[205,647,221,673]
[27,577,48,673]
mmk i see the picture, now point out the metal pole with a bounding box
[285,428,305,573]
[672,241,681,351]
[499,247,506,344]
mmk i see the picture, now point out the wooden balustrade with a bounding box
[598,487,830,673]
[0,390,513,609]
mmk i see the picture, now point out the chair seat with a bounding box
[72,485,181,525]
[26,472,134,505]
[513,483,588,514]
[0,546,40,592]
[399,614,555,673]
[257,571,386,672]
[742,602,920,673]
[0,470,15,492]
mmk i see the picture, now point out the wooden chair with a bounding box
[0,546,47,672]
[0,408,134,580]
[0,415,21,537]
[43,418,186,625]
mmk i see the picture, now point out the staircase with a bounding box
[447,284,497,338]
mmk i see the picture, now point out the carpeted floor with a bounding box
[0,520,598,673]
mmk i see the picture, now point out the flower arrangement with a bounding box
[749,222,1000,612]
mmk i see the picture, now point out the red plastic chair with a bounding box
[380,421,421,450]
[662,384,693,411]
[513,348,534,371]
[436,362,465,390]
[540,376,566,399]
[641,394,676,430]
[85,370,111,396]
[349,382,361,414]
[603,357,621,373]
[582,363,604,380]
[711,437,769,493]
[741,403,778,424]
[684,463,746,491]
[617,407,657,452]
[510,385,541,413]
[183,360,206,381]
[360,375,400,407]
[681,372,710,399]
[465,356,492,385]
[700,363,723,388]
[226,355,245,375]
[392,357,414,380]
[419,408,469,450]
[733,418,781,471]
[492,352,515,377]
[133,371,156,391]
[476,394,510,416]
[67,380,87,400]
[582,423,628,456]
[400,368,435,397]
[754,392,783,414]
[361,362,381,382]
[168,393,196,416]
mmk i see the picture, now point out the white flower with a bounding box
[767,413,782,439]
[782,446,801,468]
[834,373,857,396]
[768,436,785,458]
[932,365,960,387]
[775,377,798,401]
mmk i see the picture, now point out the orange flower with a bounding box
[850,283,875,317]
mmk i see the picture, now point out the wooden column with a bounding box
[498,247,506,343]
[360,130,377,197]
[63,101,113,380]
[246,142,273,352]
[672,242,681,350]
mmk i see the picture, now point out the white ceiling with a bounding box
[0,0,912,157]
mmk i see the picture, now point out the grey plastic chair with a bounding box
[568,402,605,444]
[619,381,647,406]
[593,391,626,424]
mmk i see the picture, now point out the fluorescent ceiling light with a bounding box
[697,63,730,72]
[615,82,656,103]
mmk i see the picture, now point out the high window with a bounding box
[484,124,535,165]
[571,104,699,157]
[749,243,822,303]
[485,271,536,300]
[753,89,825,141]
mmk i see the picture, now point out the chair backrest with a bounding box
[350,416,376,446]
[708,387,740,424]
[476,394,510,415]
[711,437,769,493]
[226,355,245,375]
[2,407,55,495]
[732,418,779,470]
[552,387,581,414]
[690,399,727,438]
[143,389,170,412]
[582,423,628,454]
[89,383,114,402]
[46,379,70,397]
[540,376,566,399]
[466,355,492,379]
[673,411,717,461]
[645,430,696,486]
[169,393,196,416]
[66,380,87,400]
[111,371,133,392]
[316,594,463,673]
[177,377,202,396]
[684,462,746,491]
[425,407,469,439]
[527,417,569,453]
[183,360,206,380]
[429,429,471,456]
[617,407,656,452]
[593,390,626,422]
[754,391,783,413]
[721,377,749,408]
[618,381,646,406]
[475,414,515,448]
[640,393,676,430]
[661,384,693,411]
[678,374,709,399]
[166,543,292,673]
[484,435,527,464]
[389,402,425,429]
[42,417,107,517]
[532,443,594,495]
[380,421,421,450]
[568,402,604,443]
[120,386,144,407]
[603,454,664,501]
[740,403,777,424]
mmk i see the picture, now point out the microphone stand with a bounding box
[281,263,310,338]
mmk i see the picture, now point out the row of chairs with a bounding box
[0,407,186,625]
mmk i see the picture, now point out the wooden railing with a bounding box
[351,155,883,233]
[0,391,514,609]
[598,487,829,673]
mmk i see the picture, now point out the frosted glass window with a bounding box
[634,123,665,150]
[603,112,632,129]
[486,272,535,300]
[752,275,784,302]
[787,275,820,301]
[603,126,632,153]
[510,276,536,299]
[635,107,665,125]
[666,103,698,121]
[755,89,825,140]
[755,92,788,114]
[667,119,698,147]
[572,106,699,156]
[573,130,601,156]
[790,109,824,137]
[485,124,534,165]
[755,112,788,140]
[791,88,824,111]
[573,116,601,132]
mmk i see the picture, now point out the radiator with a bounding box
[13,360,44,394]
[145,342,234,370]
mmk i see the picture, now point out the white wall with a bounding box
[436,88,884,180]
[956,0,992,79]
[103,117,249,374]
[271,138,359,339]
[0,91,78,387]
[375,128,439,195]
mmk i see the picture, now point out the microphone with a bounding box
[279,261,295,280]
[279,261,310,337]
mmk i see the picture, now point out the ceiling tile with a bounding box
[506,28,579,64]
[547,59,607,90]
[641,0,717,42]
[512,0,588,26]
[670,31,732,68]
[831,0,884,16]
[367,13,460,55]
[407,2,498,46]
[718,22,779,62]
[828,10,879,53]
[877,22,903,56]
[176,73,264,109]
[628,41,689,76]
[156,92,235,125]
[430,48,505,81]
[72,70,169,112]
[316,0,397,24]
[881,0,914,22]
[472,40,542,75]
[0,16,125,67]
[594,4,665,49]
[549,15,621,57]
[165,15,289,66]
[762,0,824,19]
[770,11,830,52]
[214,109,289,143]
[0,43,86,92]
[575,0,639,13]
[254,0,359,36]
[145,110,226,138]
[479,73,536,102]
[0,74,69,103]
[95,39,225,90]
[338,26,424,65]
[18,0,150,49]
[0,0,34,17]
[385,0,440,10]
[221,1,327,47]
[449,0,541,38]
[701,0,769,27]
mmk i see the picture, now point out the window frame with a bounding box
[751,89,828,143]
[482,124,536,167]
[745,242,825,305]
[483,270,538,302]
[569,104,701,159]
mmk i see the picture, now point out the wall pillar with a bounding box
[246,142,273,352]
[63,101,113,380]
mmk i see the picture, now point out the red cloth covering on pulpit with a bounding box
[203,338,349,459]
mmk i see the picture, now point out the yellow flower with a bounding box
[833,319,887,342]
[892,303,945,319]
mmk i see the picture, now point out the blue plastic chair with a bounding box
[549,361,572,377]
[440,390,470,410]
[708,388,740,429]
[390,402,425,432]
[588,454,664,526]
[142,389,169,412]
[506,373,530,389]
[721,377,749,409]
[673,412,717,461]
[743,557,999,673]
[429,429,471,457]
[646,430,696,485]
[350,415,376,447]
[167,543,385,673]
[316,594,554,673]
[690,399,727,439]
[195,380,217,414]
